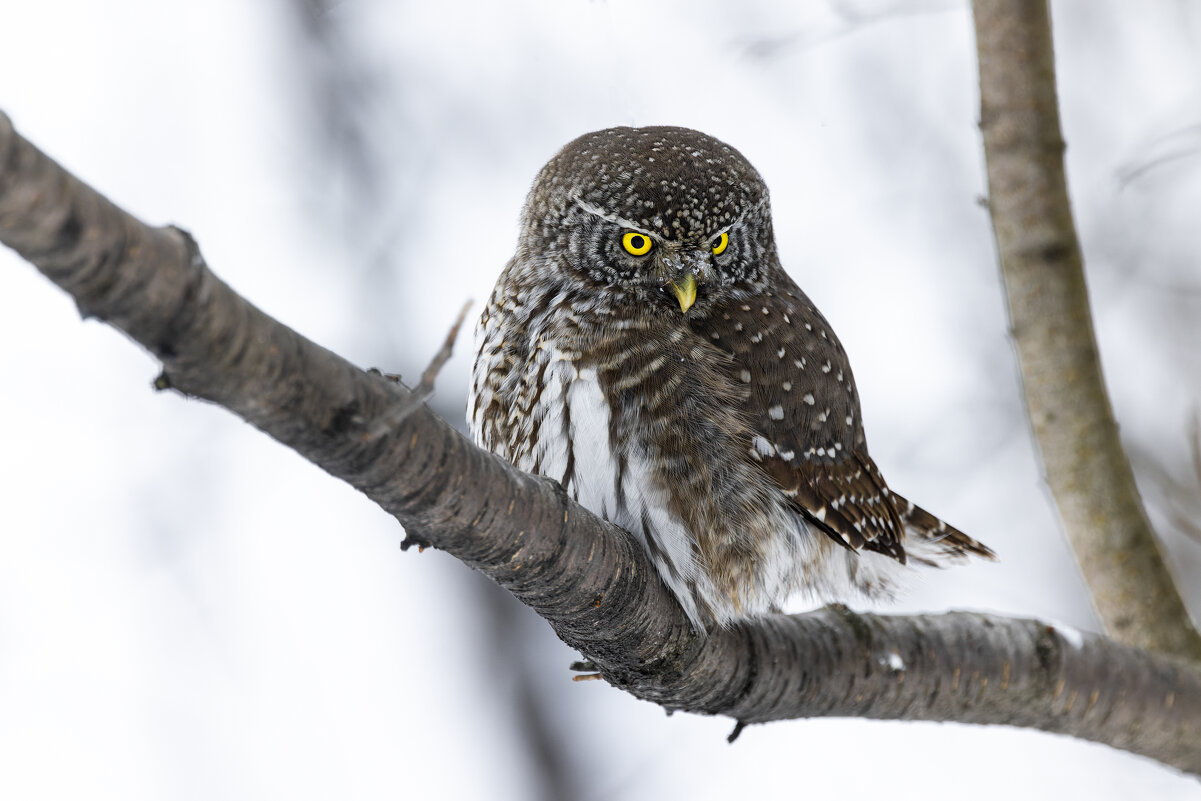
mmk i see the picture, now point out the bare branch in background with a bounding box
[1130,413,1201,547]
[2,111,1200,775]
[971,0,1201,661]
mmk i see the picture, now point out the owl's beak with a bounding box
[667,273,698,313]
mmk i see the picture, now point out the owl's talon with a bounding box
[570,659,603,681]
[367,367,405,384]
[400,534,432,552]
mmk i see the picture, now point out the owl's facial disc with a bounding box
[525,127,778,296]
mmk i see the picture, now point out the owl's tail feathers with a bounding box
[891,493,998,566]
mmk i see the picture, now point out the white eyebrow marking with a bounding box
[571,196,655,236]
[572,194,768,241]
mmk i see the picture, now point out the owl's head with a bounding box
[520,126,777,313]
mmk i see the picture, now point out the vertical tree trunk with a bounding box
[971,0,1201,661]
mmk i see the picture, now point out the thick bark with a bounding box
[2,111,1199,775]
[972,0,1201,661]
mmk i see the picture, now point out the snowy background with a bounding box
[1,1,1200,799]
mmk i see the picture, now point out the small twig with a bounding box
[1189,411,1201,491]
[1131,447,1201,545]
[419,299,473,393]
[1166,508,1201,546]
[367,299,472,438]
[1129,411,1201,546]
[1172,411,1201,544]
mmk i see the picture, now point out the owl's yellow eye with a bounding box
[711,232,729,255]
[621,231,653,256]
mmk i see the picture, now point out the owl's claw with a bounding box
[569,659,602,682]
[366,367,406,385]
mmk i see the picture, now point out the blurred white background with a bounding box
[1,1,1200,799]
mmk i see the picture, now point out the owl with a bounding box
[468,126,994,630]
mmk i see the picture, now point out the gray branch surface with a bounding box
[2,110,1199,775]
[972,0,1201,662]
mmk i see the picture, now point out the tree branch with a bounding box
[2,110,1199,775]
[971,0,1201,662]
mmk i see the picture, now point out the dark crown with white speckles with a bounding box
[523,126,769,243]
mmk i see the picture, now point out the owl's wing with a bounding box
[697,278,996,565]
[699,279,909,561]
[757,445,907,561]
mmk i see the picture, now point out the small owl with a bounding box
[468,126,994,629]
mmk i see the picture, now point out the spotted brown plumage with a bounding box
[468,126,995,629]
